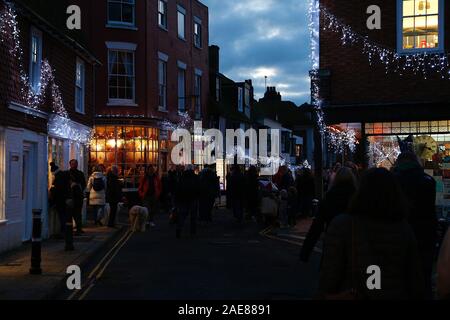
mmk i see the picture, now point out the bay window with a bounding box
[398,0,444,53]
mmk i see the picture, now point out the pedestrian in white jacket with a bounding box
[87,166,107,226]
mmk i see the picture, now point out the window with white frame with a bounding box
[194,72,202,117]
[75,58,85,114]
[158,59,167,111]
[398,0,444,52]
[108,0,135,26]
[108,49,135,102]
[238,87,244,112]
[29,27,42,92]
[158,0,168,29]
[178,65,186,112]
[177,5,186,40]
[194,17,202,48]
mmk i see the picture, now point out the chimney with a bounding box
[209,45,220,73]
[263,87,282,101]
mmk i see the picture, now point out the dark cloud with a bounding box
[202,0,311,104]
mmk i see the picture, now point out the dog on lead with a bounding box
[129,206,149,232]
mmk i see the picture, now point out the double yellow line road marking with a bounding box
[67,229,134,301]
[260,226,322,254]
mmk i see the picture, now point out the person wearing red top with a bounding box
[138,165,162,228]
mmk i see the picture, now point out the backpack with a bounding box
[92,177,105,192]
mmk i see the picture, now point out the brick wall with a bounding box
[75,0,209,124]
[0,3,95,132]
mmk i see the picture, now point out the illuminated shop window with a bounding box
[90,126,160,188]
[399,0,443,52]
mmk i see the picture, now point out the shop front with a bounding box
[366,120,450,216]
[90,125,161,189]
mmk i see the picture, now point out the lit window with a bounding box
[29,27,42,92]
[108,0,135,26]
[158,0,167,29]
[399,0,443,52]
[158,59,167,111]
[177,5,186,39]
[194,17,202,48]
[108,50,135,102]
[75,58,85,114]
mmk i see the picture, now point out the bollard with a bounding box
[65,200,75,251]
[30,209,42,275]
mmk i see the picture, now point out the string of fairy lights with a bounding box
[0,2,72,119]
[309,0,450,155]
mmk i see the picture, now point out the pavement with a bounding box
[60,208,321,300]
[0,224,126,300]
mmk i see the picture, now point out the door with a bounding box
[22,143,37,242]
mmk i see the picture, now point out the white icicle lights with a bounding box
[0,1,69,119]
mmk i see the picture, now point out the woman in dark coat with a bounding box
[318,168,426,300]
[394,152,437,299]
[300,167,357,262]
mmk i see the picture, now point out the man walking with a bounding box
[69,159,87,235]
[175,165,200,239]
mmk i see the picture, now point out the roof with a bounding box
[14,0,100,65]
[253,99,314,129]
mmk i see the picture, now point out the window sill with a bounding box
[194,45,203,50]
[105,23,138,31]
[397,48,444,55]
[158,107,169,113]
[107,100,138,107]
[178,36,187,42]
[0,220,8,226]
[75,110,86,115]
[159,25,168,32]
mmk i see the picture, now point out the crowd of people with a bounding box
[49,160,123,238]
[48,154,450,300]
[298,152,449,300]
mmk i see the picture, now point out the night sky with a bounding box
[202,0,311,105]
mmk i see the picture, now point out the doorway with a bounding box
[22,142,37,242]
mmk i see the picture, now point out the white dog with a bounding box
[129,206,149,232]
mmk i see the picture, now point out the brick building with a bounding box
[0,0,97,253]
[316,0,450,171]
[74,0,210,187]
